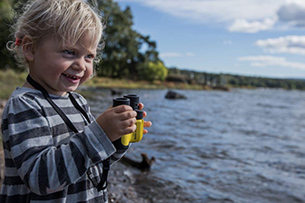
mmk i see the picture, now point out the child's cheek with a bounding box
[81,69,93,84]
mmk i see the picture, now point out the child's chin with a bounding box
[61,86,77,94]
[66,87,78,92]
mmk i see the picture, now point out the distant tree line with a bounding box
[167,68,305,90]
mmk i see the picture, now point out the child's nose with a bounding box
[72,57,86,71]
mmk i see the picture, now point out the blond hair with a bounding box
[9,0,104,69]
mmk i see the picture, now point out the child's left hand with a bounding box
[138,103,152,134]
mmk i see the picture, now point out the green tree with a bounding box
[0,0,15,70]
[93,0,162,79]
[0,0,36,70]
[141,61,168,81]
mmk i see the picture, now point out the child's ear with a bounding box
[22,36,35,62]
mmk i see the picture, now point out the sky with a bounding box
[114,0,305,79]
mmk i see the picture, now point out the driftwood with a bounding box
[120,153,156,172]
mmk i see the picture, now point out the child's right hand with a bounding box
[96,105,137,142]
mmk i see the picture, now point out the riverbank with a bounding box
[0,69,226,100]
[83,75,224,91]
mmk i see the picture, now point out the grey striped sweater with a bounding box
[0,87,128,203]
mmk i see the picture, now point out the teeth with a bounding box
[64,74,79,80]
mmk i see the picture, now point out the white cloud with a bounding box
[228,18,276,33]
[277,1,305,27]
[160,52,195,58]
[117,0,283,22]
[116,0,305,32]
[238,55,305,70]
[256,36,305,55]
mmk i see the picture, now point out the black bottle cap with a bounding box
[123,94,139,110]
[135,109,143,119]
[113,97,130,107]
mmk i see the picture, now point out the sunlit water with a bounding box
[87,88,305,203]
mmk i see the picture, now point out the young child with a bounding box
[0,0,151,202]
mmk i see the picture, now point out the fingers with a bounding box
[138,103,151,134]
[122,124,137,135]
[138,102,144,110]
[99,102,152,140]
[120,117,137,129]
[143,121,152,134]
[144,121,152,128]
[113,105,133,113]
[120,110,137,121]
[113,106,137,133]
[143,111,147,118]
[97,105,138,141]
[113,105,137,120]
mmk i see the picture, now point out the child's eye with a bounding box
[86,54,95,60]
[63,50,75,55]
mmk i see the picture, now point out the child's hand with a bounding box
[96,105,137,141]
[138,103,152,134]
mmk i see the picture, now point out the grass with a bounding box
[0,69,208,100]
[0,69,27,100]
[83,75,206,90]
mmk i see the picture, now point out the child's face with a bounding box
[27,35,97,96]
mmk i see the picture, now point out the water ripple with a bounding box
[88,88,305,203]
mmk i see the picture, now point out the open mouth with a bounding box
[62,74,82,83]
[63,74,81,80]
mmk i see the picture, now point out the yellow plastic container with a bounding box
[121,109,144,146]
[113,96,144,146]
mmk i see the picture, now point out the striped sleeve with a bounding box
[71,92,130,165]
[2,93,116,196]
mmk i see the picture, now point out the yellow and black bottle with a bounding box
[121,109,144,146]
[112,94,144,147]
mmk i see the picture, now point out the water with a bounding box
[87,88,305,203]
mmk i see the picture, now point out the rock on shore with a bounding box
[165,90,187,99]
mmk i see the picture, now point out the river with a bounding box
[86,88,305,203]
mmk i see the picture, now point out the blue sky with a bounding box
[114,0,305,79]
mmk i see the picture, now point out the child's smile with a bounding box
[62,73,82,84]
